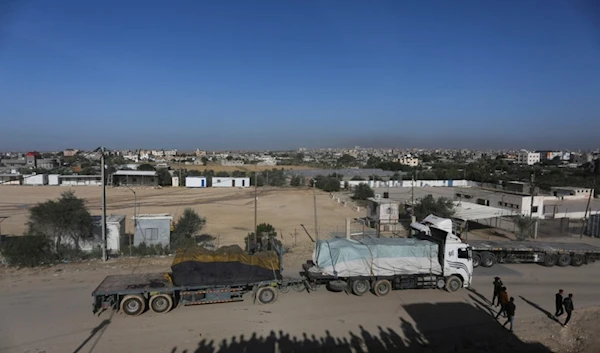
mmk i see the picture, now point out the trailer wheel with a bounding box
[279,284,291,293]
[445,276,462,293]
[543,254,557,267]
[557,254,571,267]
[472,253,481,268]
[351,279,370,296]
[257,287,277,304]
[481,252,496,267]
[372,280,391,297]
[120,295,146,316]
[571,254,584,267]
[149,294,173,313]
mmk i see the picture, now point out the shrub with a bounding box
[0,236,54,267]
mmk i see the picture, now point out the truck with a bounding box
[302,214,473,296]
[467,239,600,268]
[92,245,308,316]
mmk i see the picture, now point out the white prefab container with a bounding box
[186,176,206,188]
[23,174,48,186]
[48,174,60,185]
[211,177,250,188]
[172,176,180,187]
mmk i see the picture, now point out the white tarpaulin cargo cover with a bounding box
[452,201,514,221]
[312,238,442,278]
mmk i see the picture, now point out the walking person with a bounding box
[495,287,509,319]
[492,277,503,306]
[563,293,574,327]
[555,289,564,317]
[503,297,516,332]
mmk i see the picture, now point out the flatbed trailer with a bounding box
[468,240,600,268]
[92,272,308,316]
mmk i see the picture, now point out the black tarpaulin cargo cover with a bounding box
[170,245,282,286]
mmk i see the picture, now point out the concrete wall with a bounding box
[60,176,102,186]
[343,179,469,189]
[48,174,60,185]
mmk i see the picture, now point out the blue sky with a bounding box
[1,0,599,151]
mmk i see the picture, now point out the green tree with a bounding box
[246,223,281,252]
[27,191,93,252]
[201,157,209,164]
[290,175,303,187]
[515,215,535,240]
[138,163,156,171]
[413,195,454,220]
[216,171,230,177]
[171,208,206,248]
[157,168,172,186]
[336,154,357,167]
[353,183,374,200]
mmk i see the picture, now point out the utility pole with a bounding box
[581,183,594,239]
[529,172,538,239]
[178,158,182,186]
[411,172,415,220]
[100,147,107,261]
[254,173,258,251]
[313,179,319,240]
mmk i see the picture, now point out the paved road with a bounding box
[1,262,599,353]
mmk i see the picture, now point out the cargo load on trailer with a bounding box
[312,237,443,277]
[170,245,282,286]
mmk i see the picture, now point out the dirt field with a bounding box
[2,253,600,352]
[174,164,313,172]
[0,186,357,247]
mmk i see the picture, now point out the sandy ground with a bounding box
[0,186,358,247]
[2,250,600,352]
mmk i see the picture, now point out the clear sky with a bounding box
[1,0,599,151]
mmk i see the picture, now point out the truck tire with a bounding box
[149,294,173,313]
[120,295,146,316]
[571,254,585,267]
[472,253,481,268]
[557,254,571,267]
[351,279,370,296]
[445,276,462,293]
[481,252,496,267]
[257,286,277,304]
[543,254,557,267]
[372,280,391,297]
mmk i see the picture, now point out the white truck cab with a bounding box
[410,214,473,288]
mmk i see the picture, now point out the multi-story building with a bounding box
[516,151,540,165]
[398,155,419,167]
[63,149,79,157]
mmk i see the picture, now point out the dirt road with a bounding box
[1,255,600,353]
[0,186,358,247]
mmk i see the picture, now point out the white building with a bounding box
[186,176,207,188]
[516,151,540,165]
[212,177,250,188]
[89,215,126,252]
[221,160,245,166]
[398,156,419,167]
[172,176,180,187]
[549,187,593,200]
[0,174,23,185]
[456,189,545,218]
[23,174,48,186]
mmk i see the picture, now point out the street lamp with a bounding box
[123,183,137,257]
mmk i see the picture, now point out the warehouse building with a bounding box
[59,175,102,186]
[113,170,158,187]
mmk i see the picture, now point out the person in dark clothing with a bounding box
[563,293,574,327]
[555,289,564,317]
[495,287,509,319]
[503,297,516,332]
[492,277,503,306]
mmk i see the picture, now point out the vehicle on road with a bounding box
[467,239,600,268]
[302,214,473,296]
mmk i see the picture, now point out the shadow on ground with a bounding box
[170,302,551,353]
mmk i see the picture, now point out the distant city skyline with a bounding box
[1,1,599,151]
